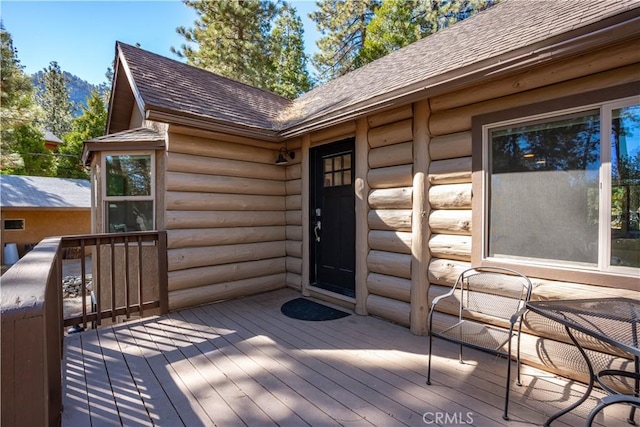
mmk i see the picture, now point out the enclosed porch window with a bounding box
[103,152,155,233]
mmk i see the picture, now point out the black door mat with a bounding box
[281,298,351,321]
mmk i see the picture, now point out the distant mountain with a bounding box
[31,71,109,117]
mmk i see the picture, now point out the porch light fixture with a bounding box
[275,147,295,165]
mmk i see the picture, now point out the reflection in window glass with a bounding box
[324,173,333,187]
[324,158,332,173]
[107,201,153,232]
[322,153,353,188]
[490,111,600,264]
[611,104,640,267]
[343,170,352,185]
[106,154,152,197]
[343,154,351,169]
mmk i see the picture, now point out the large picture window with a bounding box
[103,152,154,233]
[484,97,639,274]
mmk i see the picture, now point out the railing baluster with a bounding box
[80,240,87,330]
[110,237,116,323]
[138,235,144,318]
[95,238,101,327]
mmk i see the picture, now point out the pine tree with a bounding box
[270,3,313,98]
[35,61,74,138]
[58,89,107,179]
[358,0,421,64]
[6,125,56,176]
[0,23,54,176]
[173,0,278,90]
[0,23,38,146]
[313,0,497,77]
[310,0,380,82]
[414,0,496,35]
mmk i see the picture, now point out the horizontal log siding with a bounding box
[365,114,413,325]
[427,131,473,267]
[165,133,287,308]
[425,60,640,385]
[285,159,303,290]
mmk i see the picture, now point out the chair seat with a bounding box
[435,320,514,355]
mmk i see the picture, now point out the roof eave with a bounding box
[145,109,282,142]
[280,10,640,139]
[0,206,91,211]
[82,139,166,165]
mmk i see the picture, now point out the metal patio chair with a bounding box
[426,266,533,420]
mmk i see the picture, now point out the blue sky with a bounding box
[1,1,321,86]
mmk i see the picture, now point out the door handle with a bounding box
[314,221,321,242]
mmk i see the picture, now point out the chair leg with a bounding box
[503,362,511,420]
[516,331,523,386]
[459,343,463,364]
[503,342,513,421]
[427,334,433,385]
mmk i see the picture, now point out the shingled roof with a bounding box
[113,0,640,137]
[282,0,640,132]
[1,175,90,209]
[85,127,165,144]
[117,42,291,131]
[82,127,166,164]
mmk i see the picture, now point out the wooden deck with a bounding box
[63,288,633,427]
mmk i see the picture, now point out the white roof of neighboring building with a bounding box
[44,130,63,144]
[0,175,91,209]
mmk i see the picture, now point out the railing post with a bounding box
[1,238,63,427]
[157,231,169,314]
[46,248,63,426]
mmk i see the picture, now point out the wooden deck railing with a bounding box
[61,232,168,329]
[0,231,167,427]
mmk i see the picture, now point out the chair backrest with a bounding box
[456,267,532,321]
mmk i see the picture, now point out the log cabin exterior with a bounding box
[83,0,640,385]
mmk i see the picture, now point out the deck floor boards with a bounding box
[63,288,633,426]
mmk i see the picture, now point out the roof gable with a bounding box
[1,175,91,209]
[114,42,292,134]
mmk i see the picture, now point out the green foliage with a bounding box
[414,0,496,35]
[0,23,47,175]
[1,23,39,147]
[174,0,314,97]
[312,0,497,79]
[2,124,56,176]
[58,89,107,179]
[310,0,380,82]
[358,0,420,64]
[35,61,74,138]
[270,3,313,98]
[174,0,278,90]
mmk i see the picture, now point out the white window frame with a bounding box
[102,150,155,233]
[481,95,639,277]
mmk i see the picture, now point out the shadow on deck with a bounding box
[63,288,631,427]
